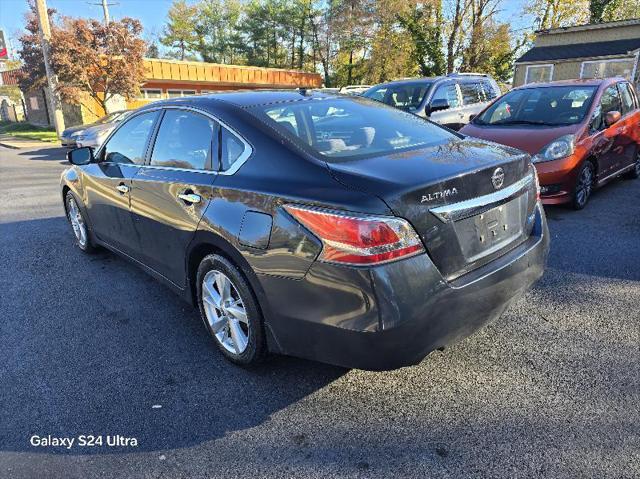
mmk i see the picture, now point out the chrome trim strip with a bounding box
[596,163,635,184]
[430,173,533,223]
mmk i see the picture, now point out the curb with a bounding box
[0,141,21,149]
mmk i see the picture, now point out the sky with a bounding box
[0,0,531,61]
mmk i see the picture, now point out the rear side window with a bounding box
[618,82,636,114]
[481,80,499,101]
[459,82,483,105]
[430,84,460,108]
[102,111,158,165]
[220,127,245,170]
[150,110,217,170]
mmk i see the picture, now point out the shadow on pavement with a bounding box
[542,176,640,281]
[0,216,346,455]
[18,146,68,162]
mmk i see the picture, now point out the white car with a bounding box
[339,85,372,95]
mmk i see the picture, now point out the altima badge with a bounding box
[421,188,458,203]
[492,167,505,190]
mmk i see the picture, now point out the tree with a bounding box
[51,17,146,114]
[598,0,640,21]
[160,0,199,60]
[589,0,614,22]
[331,0,375,85]
[445,0,471,73]
[525,0,589,30]
[364,0,416,83]
[18,9,147,115]
[146,43,160,58]
[397,0,446,77]
[193,0,243,63]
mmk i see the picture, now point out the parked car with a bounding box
[60,110,131,148]
[339,85,372,95]
[75,110,133,149]
[62,91,548,370]
[362,73,501,130]
[460,78,640,209]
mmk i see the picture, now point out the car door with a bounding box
[428,82,464,129]
[615,81,639,169]
[82,110,160,255]
[588,84,624,178]
[129,108,220,287]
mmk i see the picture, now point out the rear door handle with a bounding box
[177,193,201,204]
[115,184,129,194]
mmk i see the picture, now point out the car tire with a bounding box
[623,149,640,180]
[65,191,96,253]
[571,161,595,210]
[197,254,266,366]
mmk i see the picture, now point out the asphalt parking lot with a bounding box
[1,144,639,479]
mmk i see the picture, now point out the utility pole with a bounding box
[101,0,110,23]
[34,0,65,136]
[88,0,119,25]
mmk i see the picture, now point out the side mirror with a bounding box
[67,147,93,166]
[605,110,621,127]
[469,113,477,121]
[428,98,450,114]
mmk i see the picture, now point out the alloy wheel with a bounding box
[202,270,249,355]
[575,164,593,208]
[67,196,88,247]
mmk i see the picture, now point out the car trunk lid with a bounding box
[327,138,538,280]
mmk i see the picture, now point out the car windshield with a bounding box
[252,97,457,160]
[474,85,597,126]
[362,82,432,112]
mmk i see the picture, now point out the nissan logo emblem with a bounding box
[491,167,505,190]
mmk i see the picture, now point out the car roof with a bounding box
[512,77,623,90]
[137,89,354,110]
[368,74,492,89]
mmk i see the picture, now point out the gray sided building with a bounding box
[514,19,640,90]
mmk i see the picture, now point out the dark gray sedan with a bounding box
[62,91,549,370]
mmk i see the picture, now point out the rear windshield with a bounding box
[363,82,432,112]
[252,98,457,160]
[474,85,597,126]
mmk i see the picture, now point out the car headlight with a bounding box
[532,135,575,163]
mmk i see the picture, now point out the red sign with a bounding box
[0,31,7,59]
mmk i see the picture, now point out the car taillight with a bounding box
[284,205,425,265]
[531,164,541,201]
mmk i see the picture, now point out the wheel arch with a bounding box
[186,230,282,353]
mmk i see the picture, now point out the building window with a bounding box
[581,58,636,81]
[29,96,39,110]
[525,64,554,84]
[140,89,162,99]
[167,90,196,98]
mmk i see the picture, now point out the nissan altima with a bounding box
[62,91,549,370]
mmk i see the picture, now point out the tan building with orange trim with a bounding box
[22,58,322,127]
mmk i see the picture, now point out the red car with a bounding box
[461,78,640,209]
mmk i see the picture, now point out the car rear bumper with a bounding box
[259,203,549,370]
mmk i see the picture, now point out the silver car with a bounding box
[363,73,501,130]
[61,110,132,148]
